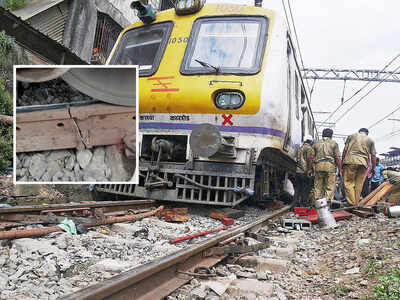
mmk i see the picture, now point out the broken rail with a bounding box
[61,205,291,300]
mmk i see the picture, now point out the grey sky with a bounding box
[209,0,400,155]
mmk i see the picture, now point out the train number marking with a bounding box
[168,37,188,44]
[140,115,155,121]
[215,4,245,13]
[222,114,233,126]
[147,76,179,92]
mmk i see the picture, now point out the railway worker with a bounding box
[312,128,342,202]
[342,128,376,206]
[294,135,314,206]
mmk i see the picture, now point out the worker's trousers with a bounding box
[294,173,313,206]
[343,164,367,206]
[314,171,336,201]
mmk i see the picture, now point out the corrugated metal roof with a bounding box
[26,1,69,44]
[13,0,64,20]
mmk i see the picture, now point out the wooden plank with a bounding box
[16,117,82,152]
[365,183,393,208]
[69,103,135,119]
[16,103,136,152]
[359,182,389,206]
[16,107,70,122]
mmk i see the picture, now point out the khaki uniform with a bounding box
[296,143,313,174]
[295,143,314,206]
[312,137,340,201]
[343,133,376,205]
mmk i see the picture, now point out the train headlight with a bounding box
[175,0,205,15]
[215,91,245,110]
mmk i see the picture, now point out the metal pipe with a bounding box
[170,226,230,244]
[0,206,164,240]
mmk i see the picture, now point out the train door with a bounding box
[300,86,306,141]
[283,40,293,151]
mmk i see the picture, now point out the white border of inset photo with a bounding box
[13,64,139,184]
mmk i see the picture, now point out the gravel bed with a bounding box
[169,212,400,300]
[16,146,136,182]
[17,79,93,106]
[0,204,270,300]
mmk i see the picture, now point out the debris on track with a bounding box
[0,205,269,300]
[169,213,400,300]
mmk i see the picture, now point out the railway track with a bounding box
[61,205,291,300]
[0,200,155,230]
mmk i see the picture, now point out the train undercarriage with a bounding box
[96,134,295,207]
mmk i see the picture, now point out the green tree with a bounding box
[0,31,14,171]
[1,0,28,11]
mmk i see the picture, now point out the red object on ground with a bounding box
[221,217,234,226]
[301,210,351,224]
[170,226,230,244]
[264,201,284,210]
[294,207,317,216]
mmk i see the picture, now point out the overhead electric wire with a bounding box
[281,0,318,135]
[334,63,400,124]
[286,0,311,94]
[369,103,400,130]
[377,128,400,142]
[319,52,400,127]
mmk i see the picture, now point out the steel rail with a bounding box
[0,7,87,65]
[0,200,155,215]
[62,205,291,300]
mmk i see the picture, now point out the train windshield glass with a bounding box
[109,22,173,76]
[181,17,268,75]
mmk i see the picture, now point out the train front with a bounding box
[108,1,277,206]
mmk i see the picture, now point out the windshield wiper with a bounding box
[195,59,220,74]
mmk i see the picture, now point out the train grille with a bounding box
[96,170,254,206]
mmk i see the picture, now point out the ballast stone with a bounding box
[29,154,47,180]
[90,259,133,273]
[111,223,142,233]
[76,149,93,169]
[237,256,289,273]
[226,279,274,297]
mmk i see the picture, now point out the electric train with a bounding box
[97,0,317,206]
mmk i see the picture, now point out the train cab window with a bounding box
[181,17,268,75]
[109,22,173,76]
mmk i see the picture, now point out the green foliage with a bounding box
[0,31,13,54]
[362,268,400,300]
[0,127,12,170]
[1,0,27,11]
[363,259,383,278]
[0,31,14,171]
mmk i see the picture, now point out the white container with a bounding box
[386,206,400,217]
[315,198,338,229]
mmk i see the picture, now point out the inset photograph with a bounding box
[14,66,137,183]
